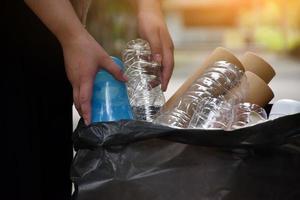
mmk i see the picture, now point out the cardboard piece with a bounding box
[244,71,274,106]
[240,52,276,84]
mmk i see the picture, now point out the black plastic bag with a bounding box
[71,113,300,200]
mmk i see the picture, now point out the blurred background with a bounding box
[86,0,300,103]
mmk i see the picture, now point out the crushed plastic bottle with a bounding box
[188,96,232,129]
[188,99,267,130]
[154,61,244,128]
[122,39,165,121]
[91,56,133,123]
[228,102,267,130]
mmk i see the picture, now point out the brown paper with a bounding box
[244,71,274,106]
[240,52,276,84]
[163,47,245,111]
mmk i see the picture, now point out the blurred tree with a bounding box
[86,0,138,56]
[223,0,300,55]
[241,0,300,53]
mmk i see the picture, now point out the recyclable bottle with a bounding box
[154,61,245,128]
[91,56,133,123]
[122,39,165,122]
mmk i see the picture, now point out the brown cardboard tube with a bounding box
[240,52,276,84]
[244,71,274,106]
[163,47,244,111]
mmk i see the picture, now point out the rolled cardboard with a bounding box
[244,71,274,106]
[240,52,276,84]
[163,47,245,111]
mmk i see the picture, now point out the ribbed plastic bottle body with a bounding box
[188,96,233,129]
[91,57,133,123]
[122,39,165,121]
[228,102,267,130]
[154,61,244,128]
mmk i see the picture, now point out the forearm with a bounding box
[136,0,162,14]
[25,0,88,45]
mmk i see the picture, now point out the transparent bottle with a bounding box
[122,39,165,121]
[188,101,267,130]
[228,102,267,130]
[154,61,244,128]
[188,96,232,129]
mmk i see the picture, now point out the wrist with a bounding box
[58,26,91,48]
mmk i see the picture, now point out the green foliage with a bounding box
[239,0,300,52]
[255,26,285,51]
[86,0,138,56]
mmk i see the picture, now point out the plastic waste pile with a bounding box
[92,39,283,130]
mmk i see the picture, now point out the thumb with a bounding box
[100,56,128,81]
[79,78,93,125]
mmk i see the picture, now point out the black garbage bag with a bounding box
[71,113,300,200]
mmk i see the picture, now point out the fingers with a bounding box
[73,87,81,116]
[72,56,129,126]
[145,28,174,92]
[75,56,128,125]
[100,56,128,82]
[78,78,94,125]
[146,30,163,62]
[159,29,174,91]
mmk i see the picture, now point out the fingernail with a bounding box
[122,74,129,81]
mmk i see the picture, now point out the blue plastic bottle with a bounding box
[91,57,133,122]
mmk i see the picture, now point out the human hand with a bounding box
[61,32,127,125]
[24,0,128,125]
[137,0,174,91]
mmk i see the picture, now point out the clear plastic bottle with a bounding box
[154,61,244,128]
[188,96,232,129]
[188,101,267,130]
[228,102,267,130]
[122,39,165,121]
